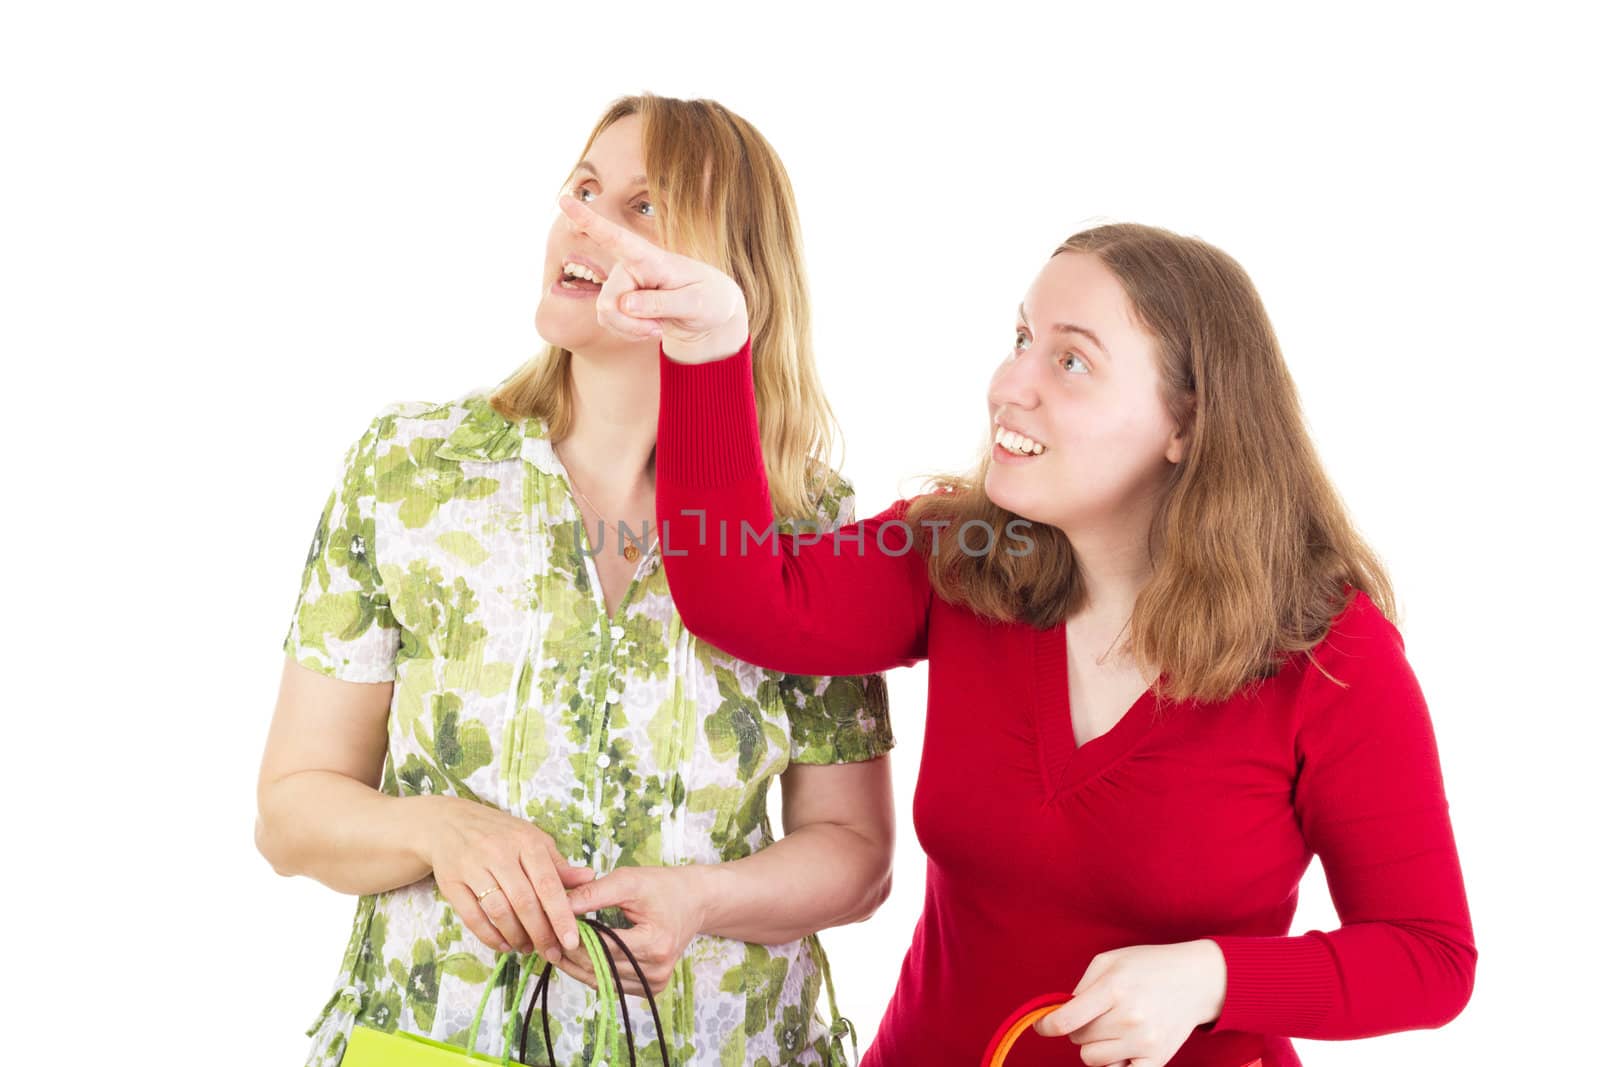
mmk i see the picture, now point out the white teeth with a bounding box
[561,261,603,283]
[994,426,1047,456]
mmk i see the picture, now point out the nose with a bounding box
[988,343,1045,419]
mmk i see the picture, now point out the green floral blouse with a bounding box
[281,390,894,1066]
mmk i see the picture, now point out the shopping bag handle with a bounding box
[979,993,1263,1067]
[981,992,1074,1065]
[517,916,671,1067]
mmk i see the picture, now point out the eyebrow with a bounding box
[573,160,649,187]
[1017,303,1110,357]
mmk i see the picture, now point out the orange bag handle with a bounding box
[979,992,1264,1066]
[980,993,1073,1065]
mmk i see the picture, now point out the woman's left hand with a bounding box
[556,194,750,365]
[555,865,711,997]
[1034,940,1227,1067]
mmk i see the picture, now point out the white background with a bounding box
[5,2,1596,1063]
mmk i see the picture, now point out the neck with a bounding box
[557,345,660,504]
[1062,498,1161,628]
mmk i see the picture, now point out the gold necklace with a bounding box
[555,444,643,563]
[1091,615,1134,667]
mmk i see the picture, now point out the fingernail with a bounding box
[564,933,581,953]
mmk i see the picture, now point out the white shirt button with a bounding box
[591,811,606,826]
[596,753,612,768]
[609,624,625,641]
[605,690,621,704]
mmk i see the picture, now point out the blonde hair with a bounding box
[906,223,1395,703]
[490,93,840,520]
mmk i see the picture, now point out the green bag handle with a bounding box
[811,932,859,1066]
[461,916,672,1066]
[520,918,673,1067]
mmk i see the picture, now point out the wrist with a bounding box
[685,861,733,937]
[407,793,455,870]
[1191,938,1227,1025]
[662,325,749,366]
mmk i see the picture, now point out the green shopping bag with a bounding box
[341,917,672,1067]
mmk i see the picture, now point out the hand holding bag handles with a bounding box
[340,915,672,1067]
[979,992,1263,1067]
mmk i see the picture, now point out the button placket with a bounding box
[587,622,622,842]
[498,440,542,816]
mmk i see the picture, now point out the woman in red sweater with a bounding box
[556,195,1476,1067]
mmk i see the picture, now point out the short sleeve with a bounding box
[281,413,401,682]
[783,671,895,765]
[778,479,896,765]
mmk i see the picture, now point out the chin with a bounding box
[534,300,597,353]
[983,474,1028,516]
[985,475,1059,529]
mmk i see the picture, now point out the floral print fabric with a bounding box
[281,389,893,1065]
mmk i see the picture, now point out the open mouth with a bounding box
[558,259,606,291]
[994,426,1048,457]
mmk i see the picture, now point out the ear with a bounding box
[1165,400,1195,465]
[1165,422,1188,465]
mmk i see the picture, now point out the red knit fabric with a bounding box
[654,339,1475,1066]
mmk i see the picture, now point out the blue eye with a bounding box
[636,199,655,218]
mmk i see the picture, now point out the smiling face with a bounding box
[985,251,1187,534]
[534,113,660,355]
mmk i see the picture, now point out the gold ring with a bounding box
[475,885,502,902]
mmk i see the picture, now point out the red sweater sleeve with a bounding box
[654,338,932,676]
[1205,596,1477,1038]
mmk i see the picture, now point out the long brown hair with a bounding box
[907,223,1395,703]
[490,93,841,520]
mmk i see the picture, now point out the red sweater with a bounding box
[654,340,1475,1066]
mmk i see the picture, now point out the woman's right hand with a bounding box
[421,795,596,963]
[557,193,750,365]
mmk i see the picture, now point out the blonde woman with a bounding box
[557,199,1477,1067]
[256,94,894,1066]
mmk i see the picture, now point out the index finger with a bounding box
[523,844,583,955]
[558,194,656,261]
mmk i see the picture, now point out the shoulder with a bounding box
[800,470,948,530]
[805,464,857,529]
[1284,585,1420,730]
[360,388,525,457]
[365,389,481,438]
[775,461,860,533]
[1307,586,1406,680]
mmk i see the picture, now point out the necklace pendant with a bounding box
[623,544,640,563]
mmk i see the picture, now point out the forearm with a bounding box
[255,770,442,894]
[691,821,892,945]
[656,340,931,675]
[1205,914,1476,1038]
[1206,610,1479,1040]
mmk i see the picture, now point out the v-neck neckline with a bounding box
[535,434,659,627]
[1032,620,1160,800]
[567,497,658,627]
